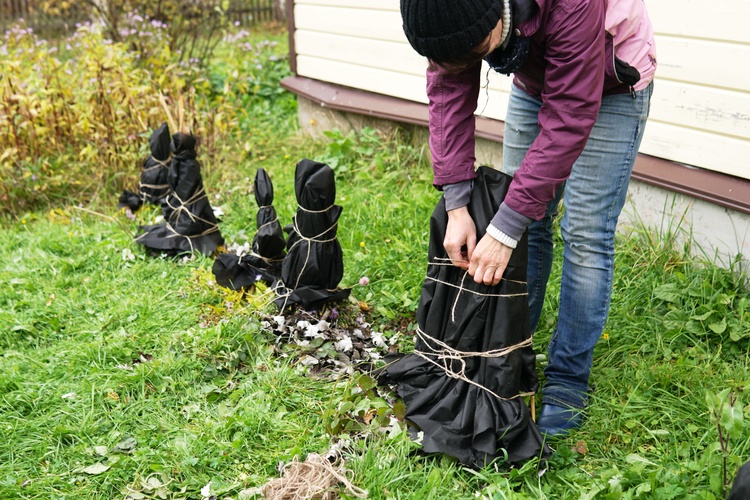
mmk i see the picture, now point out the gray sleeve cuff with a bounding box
[490,202,533,241]
[442,179,474,211]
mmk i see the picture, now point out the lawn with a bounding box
[1,17,749,500]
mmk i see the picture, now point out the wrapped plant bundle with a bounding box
[118,122,172,211]
[275,159,350,310]
[213,168,286,289]
[378,166,549,468]
[135,132,223,256]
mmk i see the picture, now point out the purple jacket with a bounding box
[427,0,656,240]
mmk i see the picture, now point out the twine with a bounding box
[239,251,284,265]
[410,257,534,402]
[297,204,334,214]
[141,155,172,173]
[261,451,367,500]
[166,188,217,227]
[414,327,534,402]
[427,257,527,322]
[273,209,340,310]
[139,182,169,190]
[256,217,281,231]
[431,257,526,284]
[136,186,220,254]
[163,222,220,254]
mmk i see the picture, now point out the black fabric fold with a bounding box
[212,168,286,290]
[135,132,223,256]
[118,122,172,211]
[378,166,549,468]
[274,159,350,310]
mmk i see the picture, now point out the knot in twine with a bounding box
[261,451,367,500]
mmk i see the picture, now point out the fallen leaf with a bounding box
[82,462,110,475]
[572,440,588,455]
[93,445,108,456]
[113,437,137,454]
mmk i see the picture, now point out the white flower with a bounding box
[121,248,135,262]
[200,481,212,498]
[371,331,386,347]
[299,321,324,338]
[335,336,353,352]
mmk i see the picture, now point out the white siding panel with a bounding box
[297,55,428,103]
[650,81,750,140]
[296,0,398,10]
[640,122,750,180]
[291,0,750,178]
[649,0,750,43]
[295,31,426,76]
[654,35,750,91]
[295,4,405,42]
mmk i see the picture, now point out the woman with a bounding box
[400,0,656,435]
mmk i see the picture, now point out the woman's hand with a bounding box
[445,206,477,270]
[468,234,513,286]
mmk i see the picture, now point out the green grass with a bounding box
[2,24,749,500]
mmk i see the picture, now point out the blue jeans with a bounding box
[502,82,653,409]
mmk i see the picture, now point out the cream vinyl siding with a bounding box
[293,0,750,180]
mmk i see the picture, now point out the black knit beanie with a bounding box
[401,0,504,62]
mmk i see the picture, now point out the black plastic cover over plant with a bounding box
[135,132,223,256]
[213,168,286,289]
[118,122,172,211]
[274,159,350,310]
[378,166,549,468]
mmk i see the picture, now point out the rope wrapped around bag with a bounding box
[160,187,221,254]
[138,155,173,193]
[274,204,339,310]
[413,257,534,402]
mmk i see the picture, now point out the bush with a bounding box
[0,18,291,216]
[39,0,229,65]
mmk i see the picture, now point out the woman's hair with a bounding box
[430,35,493,74]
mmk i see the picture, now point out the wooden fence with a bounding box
[0,0,282,35]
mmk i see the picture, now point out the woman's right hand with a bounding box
[444,206,477,270]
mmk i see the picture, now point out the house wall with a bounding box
[289,0,750,272]
[293,0,750,180]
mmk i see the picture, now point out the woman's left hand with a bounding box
[468,234,513,286]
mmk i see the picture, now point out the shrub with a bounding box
[0,18,291,216]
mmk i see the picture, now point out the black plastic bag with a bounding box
[378,166,549,468]
[118,122,172,211]
[251,168,286,261]
[212,168,286,289]
[135,132,223,256]
[274,159,350,310]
